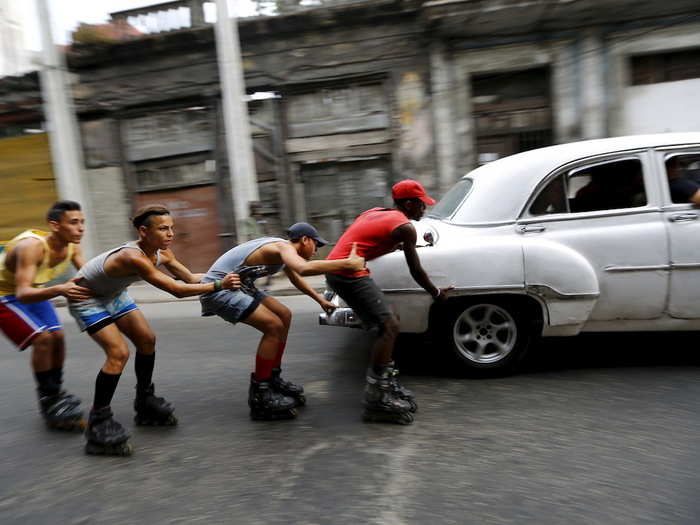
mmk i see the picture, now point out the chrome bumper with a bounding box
[319,307,362,328]
[318,290,362,328]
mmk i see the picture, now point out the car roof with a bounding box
[451,132,700,224]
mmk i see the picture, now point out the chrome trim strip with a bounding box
[604,264,670,272]
[525,284,599,301]
[383,284,599,301]
[517,206,663,225]
[670,262,700,269]
[382,285,523,295]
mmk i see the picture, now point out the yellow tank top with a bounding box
[0,230,75,296]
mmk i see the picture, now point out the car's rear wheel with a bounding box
[440,298,537,375]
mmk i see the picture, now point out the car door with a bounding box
[657,147,700,318]
[517,151,668,320]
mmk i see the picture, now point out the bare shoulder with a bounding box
[246,240,287,266]
[14,237,44,261]
[112,246,152,270]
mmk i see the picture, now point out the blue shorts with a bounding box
[0,295,61,350]
[200,288,269,325]
[68,291,138,335]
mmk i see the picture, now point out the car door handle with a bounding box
[517,225,546,234]
[669,213,698,223]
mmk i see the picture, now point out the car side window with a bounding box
[529,158,647,217]
[568,158,646,213]
[665,153,700,204]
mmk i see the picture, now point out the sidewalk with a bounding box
[53,274,328,307]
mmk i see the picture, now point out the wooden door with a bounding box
[134,185,222,272]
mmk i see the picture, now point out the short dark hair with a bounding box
[47,200,81,222]
[132,205,170,229]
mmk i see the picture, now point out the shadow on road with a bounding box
[392,331,700,378]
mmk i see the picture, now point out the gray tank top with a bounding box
[202,237,285,283]
[76,241,163,299]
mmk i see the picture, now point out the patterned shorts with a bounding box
[69,290,138,335]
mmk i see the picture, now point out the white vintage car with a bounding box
[321,132,700,373]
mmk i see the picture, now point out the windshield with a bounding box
[428,178,473,219]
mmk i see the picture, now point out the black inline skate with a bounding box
[362,368,414,425]
[84,406,133,456]
[387,365,417,413]
[133,383,178,426]
[38,390,85,431]
[270,367,306,407]
[248,374,297,421]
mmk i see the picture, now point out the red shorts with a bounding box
[0,295,62,350]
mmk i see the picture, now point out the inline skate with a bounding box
[133,383,178,426]
[270,367,306,407]
[84,406,132,456]
[248,373,297,421]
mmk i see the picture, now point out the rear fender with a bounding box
[522,238,599,333]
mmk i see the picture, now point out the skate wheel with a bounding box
[46,418,87,432]
[134,414,178,427]
[362,409,414,425]
[85,440,133,456]
[294,394,307,407]
[407,399,418,413]
[250,408,297,421]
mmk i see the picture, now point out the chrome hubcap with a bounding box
[452,304,517,364]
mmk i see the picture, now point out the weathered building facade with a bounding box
[2,0,700,268]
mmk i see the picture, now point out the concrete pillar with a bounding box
[36,0,96,257]
[580,31,607,139]
[430,41,458,197]
[214,0,259,244]
[552,40,580,143]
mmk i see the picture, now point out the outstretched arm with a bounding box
[161,250,205,283]
[132,254,239,297]
[283,267,336,313]
[277,242,364,276]
[392,223,451,301]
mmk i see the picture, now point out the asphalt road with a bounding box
[1,296,700,525]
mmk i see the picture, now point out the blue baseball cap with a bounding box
[286,222,328,247]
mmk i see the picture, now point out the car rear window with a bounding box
[429,178,473,219]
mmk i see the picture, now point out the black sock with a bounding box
[35,370,59,397]
[49,367,63,391]
[93,371,121,409]
[135,352,155,391]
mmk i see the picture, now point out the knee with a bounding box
[51,331,65,347]
[106,344,130,370]
[137,331,156,350]
[32,331,53,350]
[278,306,292,328]
[264,318,286,340]
[382,317,400,339]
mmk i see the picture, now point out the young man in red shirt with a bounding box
[325,180,450,424]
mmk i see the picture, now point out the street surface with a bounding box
[1,296,700,524]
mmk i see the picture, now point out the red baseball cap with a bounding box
[391,179,436,206]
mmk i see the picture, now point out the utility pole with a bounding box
[35,0,95,257]
[214,0,259,243]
